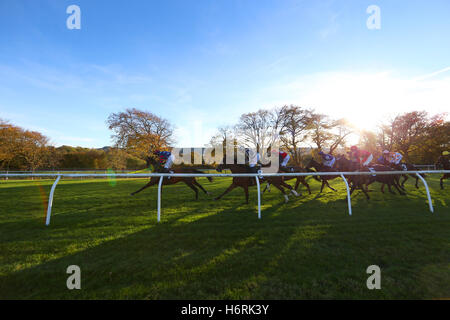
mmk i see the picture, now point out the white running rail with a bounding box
[1,170,449,226]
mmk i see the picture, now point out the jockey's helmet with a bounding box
[350,146,358,151]
[443,151,449,156]
[383,150,389,154]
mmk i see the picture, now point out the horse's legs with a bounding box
[243,185,249,204]
[320,180,325,193]
[414,176,419,189]
[440,175,444,190]
[130,178,158,196]
[214,183,237,201]
[184,181,199,200]
[295,177,311,195]
[381,183,385,193]
[361,184,371,200]
[272,184,289,203]
[192,179,210,196]
[396,175,406,191]
[393,179,406,195]
[262,182,270,194]
[401,174,408,188]
[280,181,301,197]
[325,180,337,192]
[387,182,396,195]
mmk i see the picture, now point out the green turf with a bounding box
[0,175,449,299]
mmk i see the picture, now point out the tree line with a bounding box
[207,107,449,165]
[0,119,146,171]
[1,107,448,171]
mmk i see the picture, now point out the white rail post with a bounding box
[416,173,434,213]
[340,174,352,216]
[157,176,164,222]
[255,176,261,219]
[46,175,61,226]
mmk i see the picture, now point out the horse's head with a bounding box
[306,158,320,170]
[335,155,354,171]
[146,155,158,167]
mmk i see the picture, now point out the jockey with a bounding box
[153,150,175,174]
[349,146,373,167]
[382,150,403,165]
[272,149,292,172]
[377,153,387,165]
[438,151,450,166]
[246,148,261,174]
[318,150,335,168]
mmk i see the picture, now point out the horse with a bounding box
[130,159,212,199]
[305,159,339,192]
[215,158,300,204]
[335,157,405,199]
[435,156,450,189]
[377,158,423,189]
[262,166,312,195]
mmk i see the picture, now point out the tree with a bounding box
[107,108,174,160]
[308,114,353,154]
[0,119,22,170]
[380,111,441,161]
[277,105,314,165]
[208,125,236,148]
[17,130,49,172]
[106,147,127,170]
[235,109,281,157]
[359,130,379,155]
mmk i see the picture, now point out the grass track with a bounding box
[0,175,449,299]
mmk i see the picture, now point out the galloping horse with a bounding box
[435,155,450,189]
[215,158,300,203]
[130,159,212,199]
[378,158,423,189]
[335,157,405,199]
[305,159,339,192]
[262,166,312,195]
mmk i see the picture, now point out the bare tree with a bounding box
[208,125,236,148]
[235,109,281,156]
[277,105,314,164]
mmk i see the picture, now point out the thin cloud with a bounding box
[413,66,450,81]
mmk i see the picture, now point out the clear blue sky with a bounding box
[1,0,449,148]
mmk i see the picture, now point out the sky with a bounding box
[0,0,449,148]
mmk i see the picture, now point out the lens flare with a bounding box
[107,168,116,187]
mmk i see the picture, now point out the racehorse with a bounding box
[335,157,405,199]
[378,158,423,189]
[262,166,312,195]
[215,158,300,203]
[435,156,450,189]
[305,159,339,192]
[130,159,212,200]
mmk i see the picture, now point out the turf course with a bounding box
[0,175,449,299]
